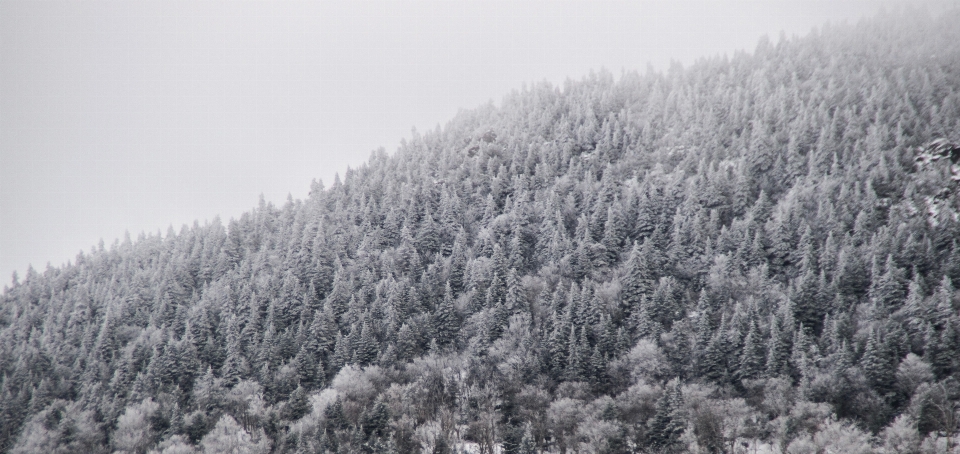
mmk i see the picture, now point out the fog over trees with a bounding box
[3,8,960,453]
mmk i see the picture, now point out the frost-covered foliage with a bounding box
[3,8,960,453]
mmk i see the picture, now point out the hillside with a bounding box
[3,8,960,453]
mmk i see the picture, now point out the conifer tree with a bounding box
[395,323,417,362]
[650,276,680,329]
[766,313,791,378]
[295,344,320,388]
[869,255,906,317]
[647,380,685,452]
[590,344,607,391]
[360,396,390,438]
[564,326,590,381]
[693,294,714,352]
[793,267,824,334]
[311,302,339,357]
[330,332,349,372]
[738,320,765,381]
[601,204,627,265]
[355,321,379,366]
[622,241,654,319]
[702,330,728,383]
[433,283,459,348]
[931,322,958,379]
[284,385,310,421]
[861,329,895,395]
[547,319,569,380]
[448,233,468,294]
[487,270,507,310]
[629,297,661,342]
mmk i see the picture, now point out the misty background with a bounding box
[0,0,943,283]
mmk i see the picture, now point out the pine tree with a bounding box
[629,297,661,342]
[360,396,390,438]
[738,320,765,381]
[489,301,511,342]
[571,242,591,281]
[295,343,321,388]
[284,385,310,421]
[564,326,590,382]
[693,293,713,352]
[487,270,507,310]
[861,329,895,395]
[355,321,379,366]
[331,332,349,372]
[622,241,654,319]
[509,227,527,272]
[325,396,348,432]
[433,283,459,348]
[601,204,627,265]
[312,302,339,356]
[416,208,442,257]
[702,329,728,383]
[931,322,958,378]
[448,232,468,294]
[649,276,680,329]
[579,288,602,328]
[647,380,685,452]
[327,263,352,321]
[547,319,569,380]
[505,268,524,314]
[793,266,824,334]
[589,344,607,391]
[869,254,906,317]
[789,324,812,382]
[597,314,617,355]
[766,313,791,378]
[396,323,417,362]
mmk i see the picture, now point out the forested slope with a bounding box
[3,9,960,453]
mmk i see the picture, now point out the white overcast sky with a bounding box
[0,0,951,282]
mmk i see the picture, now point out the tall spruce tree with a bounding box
[647,380,686,452]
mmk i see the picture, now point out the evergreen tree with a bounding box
[622,241,655,318]
[738,320,765,381]
[702,329,729,383]
[564,326,590,381]
[284,385,310,421]
[766,313,791,378]
[601,203,627,265]
[930,322,958,379]
[294,343,321,388]
[869,255,906,317]
[647,380,686,452]
[355,321,379,366]
[547,319,569,380]
[360,396,390,439]
[793,267,824,335]
[649,276,680,329]
[448,232,468,294]
[590,344,608,392]
[861,329,895,395]
[433,283,459,347]
[396,323,417,362]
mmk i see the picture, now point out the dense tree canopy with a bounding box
[2,8,960,453]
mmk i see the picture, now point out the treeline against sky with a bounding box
[2,8,960,453]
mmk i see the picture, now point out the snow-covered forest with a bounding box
[3,8,960,453]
